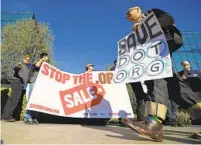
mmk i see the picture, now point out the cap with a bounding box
[86,64,94,68]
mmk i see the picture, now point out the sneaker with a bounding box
[24,118,34,124]
[33,119,39,124]
[190,132,201,140]
[3,118,15,122]
[1,138,4,144]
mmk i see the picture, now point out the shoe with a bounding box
[24,118,34,124]
[177,124,185,127]
[171,124,178,127]
[122,118,163,142]
[1,138,4,144]
[170,119,178,127]
[3,118,15,122]
[171,121,178,127]
[163,120,171,125]
[190,132,201,140]
[33,119,39,124]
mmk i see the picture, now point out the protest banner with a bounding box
[112,12,173,84]
[26,62,134,118]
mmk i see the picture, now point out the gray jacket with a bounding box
[13,62,32,84]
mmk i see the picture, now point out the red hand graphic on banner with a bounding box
[59,82,105,115]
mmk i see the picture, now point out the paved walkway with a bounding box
[1,121,201,144]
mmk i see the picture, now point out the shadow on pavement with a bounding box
[37,112,110,125]
[84,125,201,143]
[164,129,195,135]
[163,129,201,144]
[84,125,154,142]
[164,135,201,144]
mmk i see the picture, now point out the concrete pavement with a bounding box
[1,121,201,144]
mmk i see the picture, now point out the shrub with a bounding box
[108,118,120,124]
[20,95,27,120]
[176,109,191,126]
[1,87,26,120]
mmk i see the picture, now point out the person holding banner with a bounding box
[2,55,32,122]
[122,6,201,142]
[24,53,49,124]
[110,60,117,71]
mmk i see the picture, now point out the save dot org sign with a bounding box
[113,12,173,84]
[27,62,134,118]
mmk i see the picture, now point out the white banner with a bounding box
[112,12,173,84]
[27,62,134,118]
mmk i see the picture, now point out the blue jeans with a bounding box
[167,99,178,122]
[24,82,38,120]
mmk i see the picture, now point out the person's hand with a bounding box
[39,57,46,63]
[16,62,23,68]
[42,56,48,62]
[133,23,140,32]
[40,56,48,62]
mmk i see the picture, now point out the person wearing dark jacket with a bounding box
[179,60,201,125]
[24,53,49,124]
[2,55,32,122]
[179,61,201,94]
[122,7,201,142]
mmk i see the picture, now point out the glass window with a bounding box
[197,62,201,71]
[190,44,198,49]
[172,54,181,61]
[172,64,177,71]
[191,62,199,70]
[175,62,182,71]
[193,37,201,43]
[176,46,185,53]
[180,54,188,61]
[1,13,33,28]
[197,44,201,49]
[194,53,201,61]
[186,37,194,44]
[184,44,191,50]
[193,32,201,38]
[183,37,188,45]
[188,53,196,61]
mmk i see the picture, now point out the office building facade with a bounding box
[172,32,201,71]
[1,12,35,28]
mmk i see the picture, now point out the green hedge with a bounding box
[1,87,26,120]
[176,109,191,126]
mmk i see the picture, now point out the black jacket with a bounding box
[13,62,32,84]
[178,70,201,92]
[145,9,183,54]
